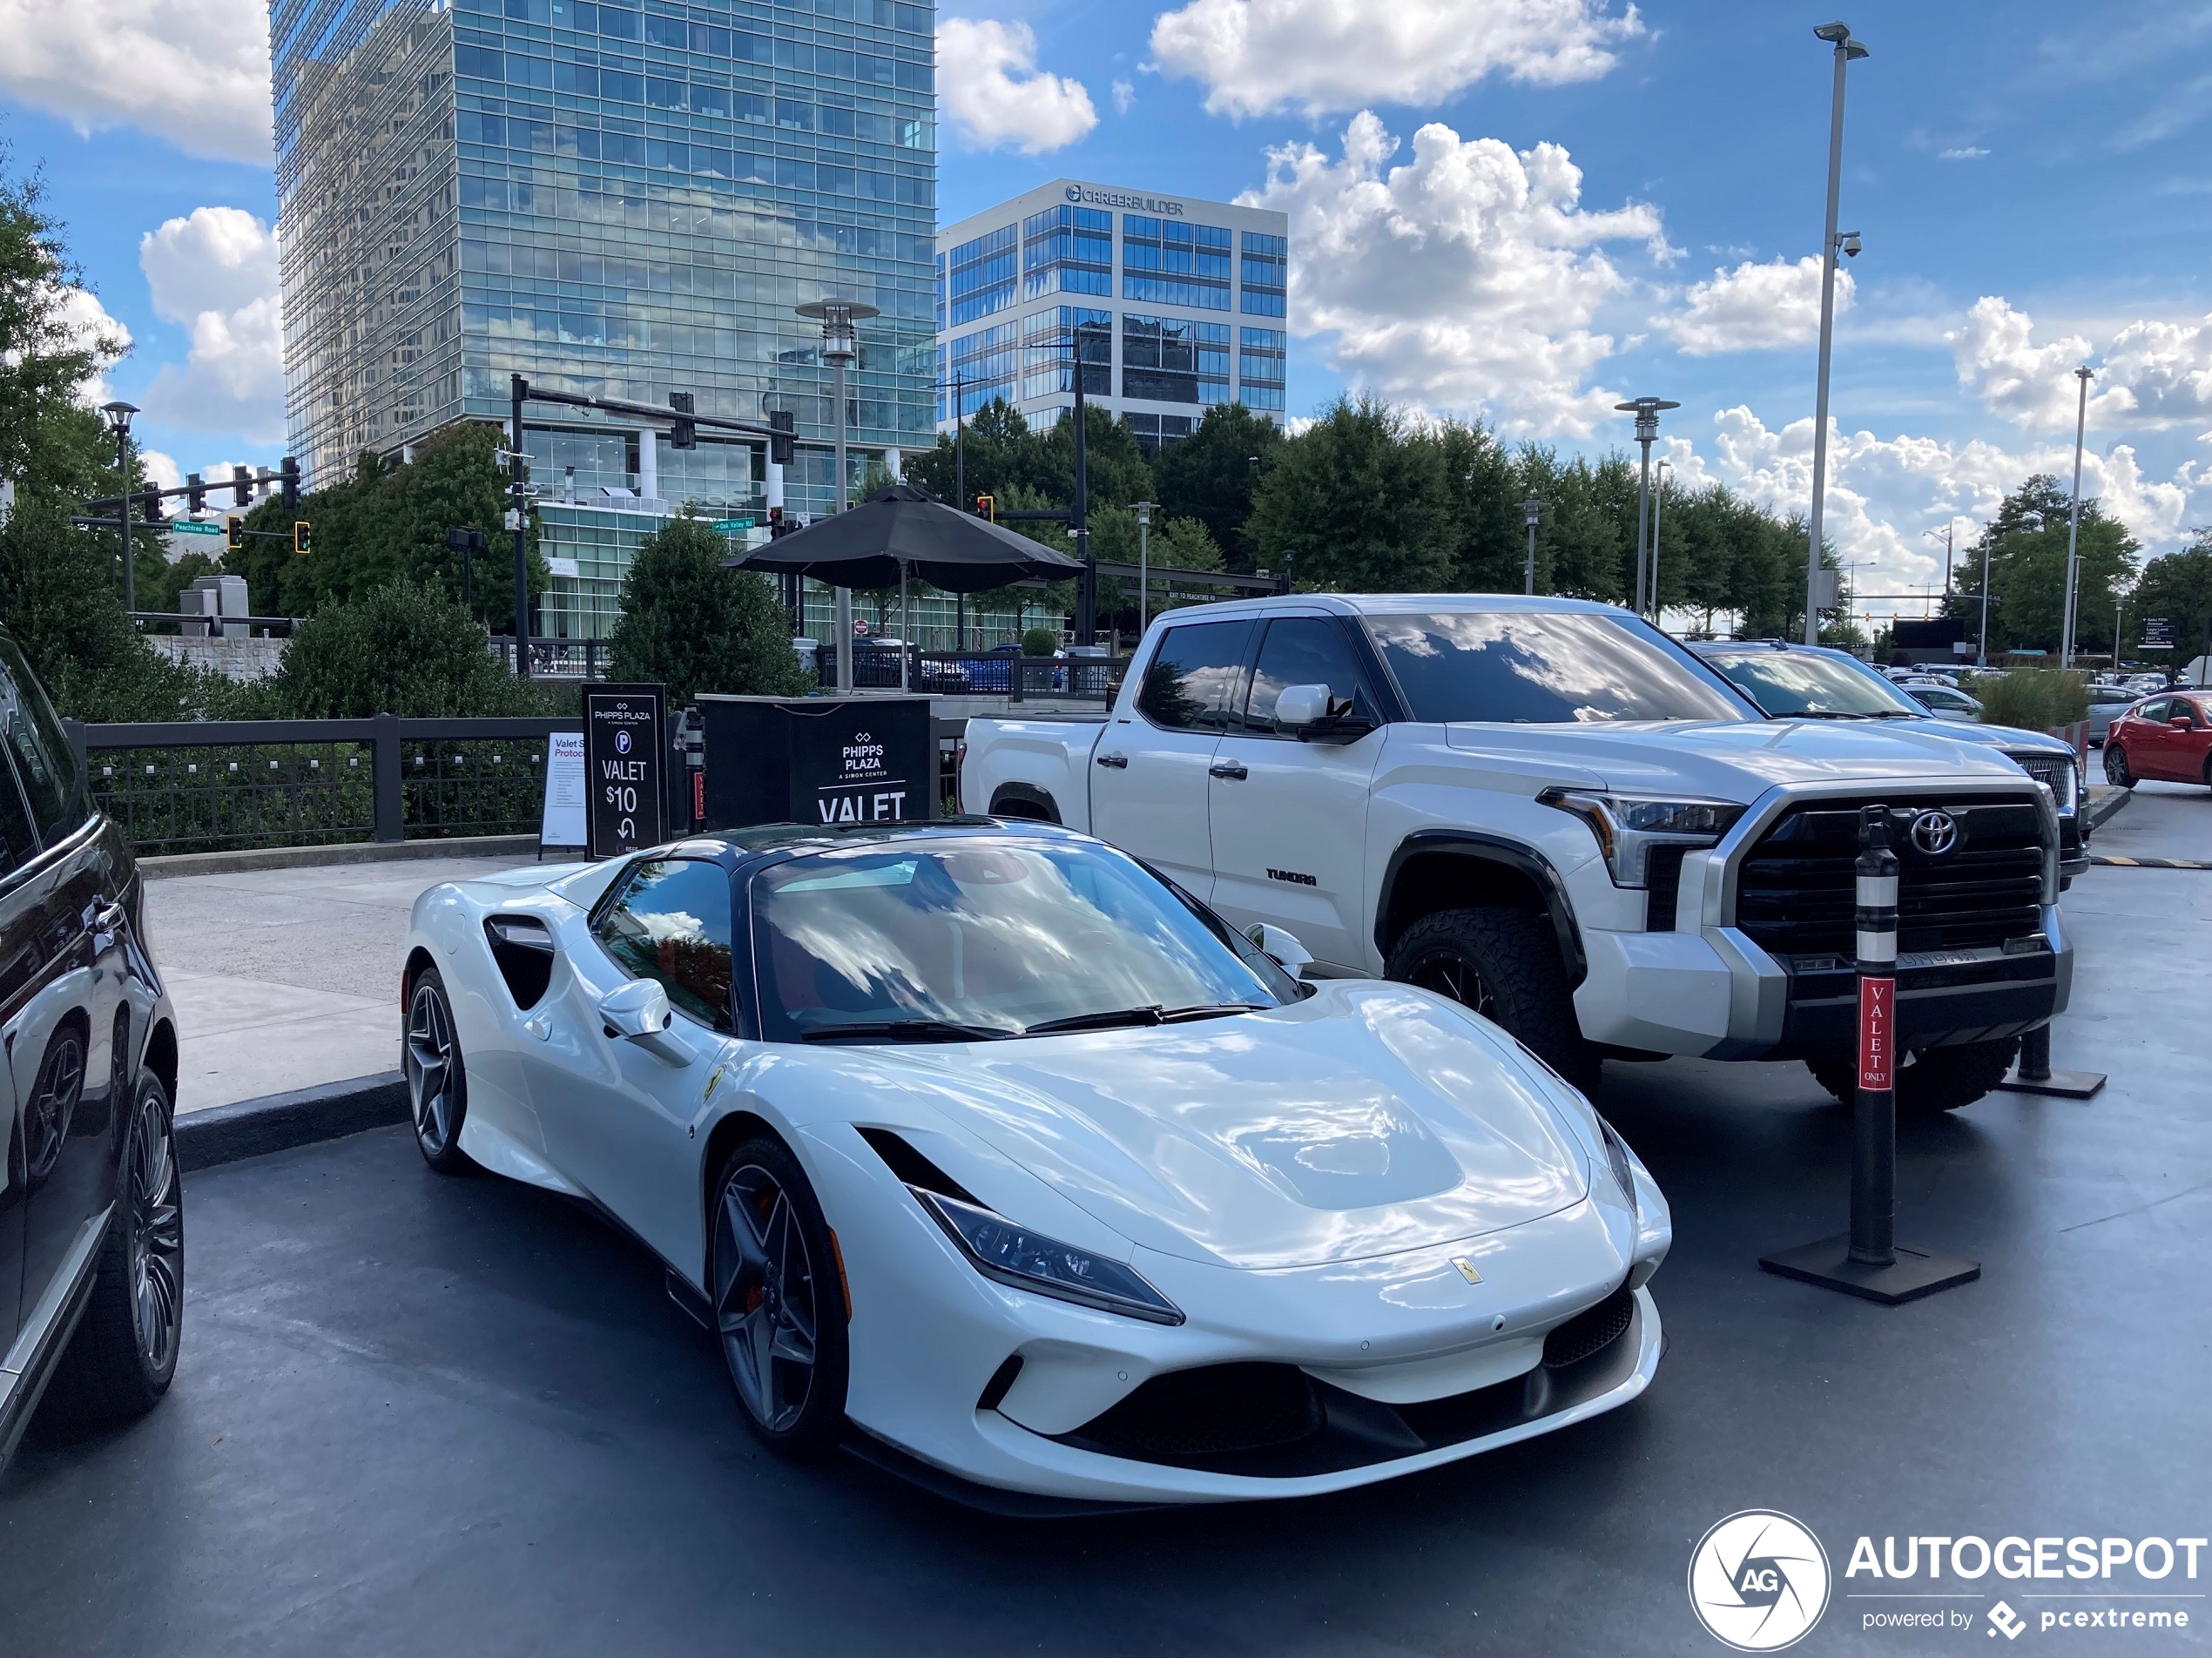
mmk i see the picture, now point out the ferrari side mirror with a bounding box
[1246,921,1314,978]
[599,979,695,1064]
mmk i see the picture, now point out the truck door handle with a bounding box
[1209,759,1249,781]
[1096,751,1129,769]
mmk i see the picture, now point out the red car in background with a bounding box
[2104,691,2212,790]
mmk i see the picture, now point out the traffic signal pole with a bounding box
[510,374,533,678]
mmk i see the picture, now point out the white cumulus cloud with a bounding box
[137,207,287,442]
[0,0,271,163]
[1664,256,1854,356]
[938,18,1097,153]
[1949,296,2212,433]
[1150,0,1643,119]
[46,286,132,408]
[1240,111,1667,436]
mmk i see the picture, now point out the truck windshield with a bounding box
[1364,611,1750,724]
[751,839,1294,1043]
[1696,648,1926,718]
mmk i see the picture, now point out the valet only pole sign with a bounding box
[584,684,665,859]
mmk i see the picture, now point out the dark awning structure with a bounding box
[723,482,1082,593]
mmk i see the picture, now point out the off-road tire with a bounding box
[1806,1035,2020,1115]
[1386,907,1599,1093]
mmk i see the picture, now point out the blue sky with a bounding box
[8,0,2209,612]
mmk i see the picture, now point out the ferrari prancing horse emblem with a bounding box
[1453,1257,1483,1284]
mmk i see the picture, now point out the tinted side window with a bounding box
[0,641,84,841]
[595,859,736,1031]
[0,753,35,876]
[1242,617,1373,734]
[1136,620,1253,731]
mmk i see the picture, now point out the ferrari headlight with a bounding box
[1539,789,1747,887]
[913,1189,1185,1325]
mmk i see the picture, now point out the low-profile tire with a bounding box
[1805,1036,2020,1114]
[404,966,475,1173]
[2104,744,2134,789]
[709,1137,850,1459]
[1386,907,1599,1093]
[36,1068,183,1436]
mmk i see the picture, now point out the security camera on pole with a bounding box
[1762,806,1980,1304]
[1803,21,1869,645]
[1612,397,1679,617]
[1521,497,1543,596]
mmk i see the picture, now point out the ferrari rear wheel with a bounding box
[404,967,473,1173]
[711,1137,848,1459]
[2104,744,2134,789]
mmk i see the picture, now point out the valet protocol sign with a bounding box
[585,684,665,859]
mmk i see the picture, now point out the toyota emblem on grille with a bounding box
[1909,809,1959,856]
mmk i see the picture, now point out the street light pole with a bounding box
[508,374,531,677]
[1651,460,1670,624]
[1521,497,1543,595]
[1614,397,1679,616]
[2060,364,2094,669]
[798,299,880,694]
[1805,21,1869,645]
[101,401,138,616]
[1132,501,1156,640]
[1071,321,1098,646]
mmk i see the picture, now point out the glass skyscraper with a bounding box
[935,180,1288,456]
[273,0,938,637]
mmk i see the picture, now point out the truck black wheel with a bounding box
[1387,908,1599,1093]
[1804,1036,2020,1114]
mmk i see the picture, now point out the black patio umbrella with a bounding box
[722,481,1081,593]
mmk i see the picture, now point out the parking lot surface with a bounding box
[3,794,2207,1656]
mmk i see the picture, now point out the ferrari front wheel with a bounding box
[711,1138,849,1459]
[404,967,473,1173]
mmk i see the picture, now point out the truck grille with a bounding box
[1734,795,2046,958]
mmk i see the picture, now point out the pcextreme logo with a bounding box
[1689,1511,1832,1651]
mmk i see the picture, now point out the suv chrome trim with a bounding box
[0,1204,112,1467]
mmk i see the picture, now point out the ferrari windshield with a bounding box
[1365,610,1750,724]
[1696,647,1925,718]
[751,839,1292,1043]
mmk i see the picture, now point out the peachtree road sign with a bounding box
[169,520,222,536]
[711,517,756,533]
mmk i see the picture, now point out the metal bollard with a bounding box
[2014,1021,2053,1083]
[1850,805,1898,1268]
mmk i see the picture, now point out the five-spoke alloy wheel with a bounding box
[710,1138,848,1457]
[404,967,473,1172]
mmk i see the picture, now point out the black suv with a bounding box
[0,630,182,1474]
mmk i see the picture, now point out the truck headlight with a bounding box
[914,1189,1185,1325]
[1539,789,1747,887]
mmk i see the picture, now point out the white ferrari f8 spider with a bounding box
[401,821,1669,1508]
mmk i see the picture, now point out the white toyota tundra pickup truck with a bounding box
[960,594,2073,1112]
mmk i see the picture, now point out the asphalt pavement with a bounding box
[3,792,2207,1656]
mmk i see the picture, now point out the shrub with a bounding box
[1021,626,1060,657]
[608,517,811,704]
[273,579,553,718]
[1976,669,2090,732]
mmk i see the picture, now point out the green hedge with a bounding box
[1976,669,2090,731]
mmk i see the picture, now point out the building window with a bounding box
[1022,307,1111,401]
[946,320,1019,414]
[1022,206,1113,301]
[1240,231,1287,317]
[1122,412,1196,457]
[1121,313,1195,403]
[1122,216,1231,311]
[1239,326,1286,410]
[947,224,1018,327]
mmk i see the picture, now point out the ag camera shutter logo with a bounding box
[1689,1511,1831,1651]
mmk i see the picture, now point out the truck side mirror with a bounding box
[1273,684,1331,731]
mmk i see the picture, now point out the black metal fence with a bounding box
[63,717,580,856]
[814,647,1122,701]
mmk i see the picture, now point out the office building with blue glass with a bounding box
[272,0,939,639]
[935,180,1288,455]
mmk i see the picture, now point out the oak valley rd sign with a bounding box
[584,684,665,859]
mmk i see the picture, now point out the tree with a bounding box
[608,516,811,704]
[0,148,114,502]
[1151,403,1285,569]
[1245,397,1453,591]
[1435,419,1522,592]
[2127,539,2212,667]
[1951,475,2139,657]
[274,579,552,718]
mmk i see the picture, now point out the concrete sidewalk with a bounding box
[143,853,536,1113]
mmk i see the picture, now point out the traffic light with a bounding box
[767,506,792,539]
[232,465,253,508]
[669,391,696,451]
[293,520,313,555]
[280,455,300,513]
[186,472,206,514]
[974,494,996,523]
[767,408,795,468]
[137,487,165,527]
[226,515,245,551]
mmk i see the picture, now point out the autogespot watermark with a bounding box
[1689,1515,2209,1647]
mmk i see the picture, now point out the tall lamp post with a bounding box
[1521,497,1543,595]
[797,298,879,694]
[101,401,138,615]
[2060,364,2094,669]
[1613,396,1679,616]
[1069,320,1106,647]
[1132,501,1157,639]
[1804,20,1869,644]
[1651,460,1671,625]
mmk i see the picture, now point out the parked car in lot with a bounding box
[1896,679,1985,722]
[0,630,183,1477]
[2084,684,2141,746]
[961,596,2073,1114]
[402,821,1670,1506]
[2103,691,2212,791]
[1689,640,2088,881]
